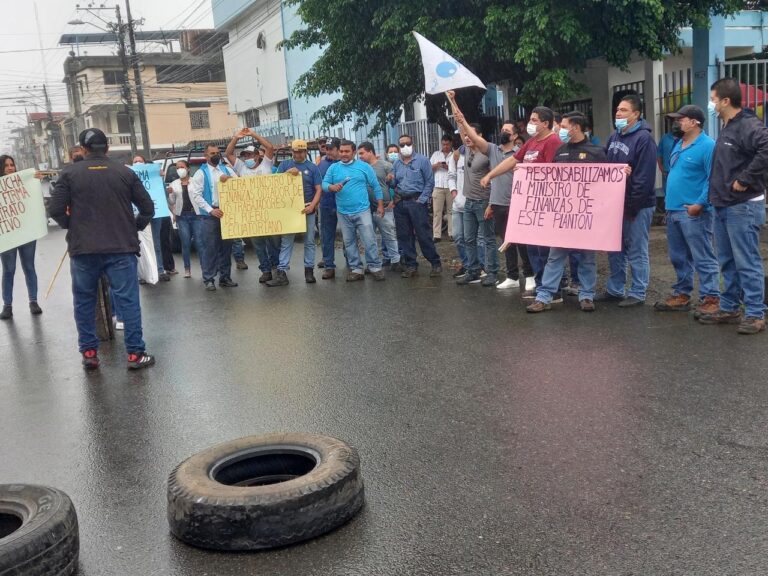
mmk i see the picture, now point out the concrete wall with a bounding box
[145,102,238,148]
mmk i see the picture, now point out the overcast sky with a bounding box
[0,0,214,140]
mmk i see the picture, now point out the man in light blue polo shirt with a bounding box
[653,105,720,317]
[322,140,385,281]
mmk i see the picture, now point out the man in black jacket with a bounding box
[698,78,768,335]
[50,128,157,369]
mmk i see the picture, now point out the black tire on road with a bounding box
[0,484,79,576]
[167,433,364,550]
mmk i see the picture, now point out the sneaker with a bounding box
[456,273,479,285]
[390,262,404,273]
[526,300,550,313]
[452,267,468,279]
[693,296,720,319]
[401,268,418,278]
[653,294,691,312]
[0,305,12,320]
[159,272,171,282]
[29,301,42,315]
[564,283,580,296]
[618,296,645,308]
[737,317,766,335]
[184,268,191,278]
[371,270,386,281]
[594,292,624,302]
[236,261,249,270]
[468,275,483,284]
[204,281,216,291]
[481,273,498,287]
[305,267,317,283]
[82,349,100,370]
[266,270,289,287]
[496,278,520,290]
[127,352,155,370]
[167,269,179,275]
[219,278,238,288]
[580,299,596,312]
[698,309,742,325]
[259,271,273,283]
[322,268,336,280]
[479,270,488,278]
[429,265,442,278]
[551,291,564,304]
[522,289,536,299]
[524,277,536,292]
[347,272,365,282]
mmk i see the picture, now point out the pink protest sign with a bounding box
[504,163,627,251]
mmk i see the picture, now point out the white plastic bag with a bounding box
[137,225,159,285]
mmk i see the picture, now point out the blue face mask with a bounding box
[614,118,629,131]
[558,128,571,143]
[244,158,257,169]
[387,152,399,162]
[708,101,718,116]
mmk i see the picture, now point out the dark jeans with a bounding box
[251,236,280,272]
[150,219,165,274]
[176,212,203,270]
[527,245,550,287]
[491,204,532,280]
[70,253,145,353]
[393,198,441,269]
[160,216,175,271]
[1,240,38,306]
[320,206,338,269]
[199,216,233,283]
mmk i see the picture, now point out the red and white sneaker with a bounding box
[127,352,156,371]
[82,349,100,370]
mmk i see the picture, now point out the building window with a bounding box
[116,112,131,134]
[278,99,291,120]
[244,108,260,127]
[404,103,415,122]
[190,110,210,130]
[103,70,126,85]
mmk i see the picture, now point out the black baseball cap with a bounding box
[79,128,108,149]
[324,137,341,149]
[667,105,705,125]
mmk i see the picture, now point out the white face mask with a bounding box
[526,123,538,136]
[400,145,413,157]
[176,168,188,179]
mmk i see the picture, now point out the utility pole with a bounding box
[115,4,138,158]
[42,84,63,169]
[65,52,83,142]
[125,0,151,159]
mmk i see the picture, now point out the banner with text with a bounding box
[505,163,627,252]
[0,168,48,252]
[130,162,171,219]
[219,173,306,239]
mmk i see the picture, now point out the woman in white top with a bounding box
[166,160,203,278]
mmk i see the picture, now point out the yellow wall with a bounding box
[145,101,238,148]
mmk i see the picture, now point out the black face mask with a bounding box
[209,154,221,166]
[500,132,512,145]
[671,122,684,139]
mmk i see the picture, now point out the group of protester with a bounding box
[1,76,765,371]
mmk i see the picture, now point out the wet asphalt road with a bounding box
[1,227,768,576]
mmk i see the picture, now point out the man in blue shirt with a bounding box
[391,134,442,277]
[653,105,720,316]
[269,139,322,286]
[317,138,341,278]
[657,120,682,212]
[322,140,385,281]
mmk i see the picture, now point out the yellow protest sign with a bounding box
[0,168,48,252]
[219,173,307,239]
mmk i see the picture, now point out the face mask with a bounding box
[558,128,571,143]
[526,123,538,136]
[72,155,84,162]
[671,122,684,138]
[176,168,188,179]
[209,154,221,166]
[400,145,413,157]
[387,152,399,162]
[512,145,521,153]
[614,118,629,131]
[499,132,512,145]
[708,101,718,116]
[244,159,257,169]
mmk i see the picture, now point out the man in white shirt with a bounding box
[189,143,239,291]
[429,134,454,241]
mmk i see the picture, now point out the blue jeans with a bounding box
[463,198,498,275]
[1,240,38,306]
[607,206,654,300]
[714,201,766,318]
[276,212,317,271]
[536,248,597,303]
[320,206,338,269]
[666,210,720,298]
[232,238,246,262]
[527,245,550,287]
[251,236,280,272]
[372,209,400,264]
[70,253,145,353]
[150,218,165,274]
[176,212,203,271]
[452,210,469,269]
[339,210,382,273]
[199,216,233,283]
[393,198,441,269]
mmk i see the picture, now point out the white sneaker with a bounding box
[524,276,536,291]
[480,271,488,278]
[496,278,520,290]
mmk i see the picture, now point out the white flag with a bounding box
[413,31,486,95]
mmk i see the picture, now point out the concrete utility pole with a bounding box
[42,84,63,169]
[125,0,151,159]
[115,4,139,158]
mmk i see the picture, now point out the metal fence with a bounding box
[656,68,692,135]
[396,118,455,157]
[720,59,768,118]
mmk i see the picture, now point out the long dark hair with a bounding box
[0,155,16,175]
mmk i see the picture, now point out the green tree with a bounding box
[283,0,744,133]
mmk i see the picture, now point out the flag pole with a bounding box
[45,248,68,299]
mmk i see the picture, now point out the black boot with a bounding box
[305,267,316,283]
